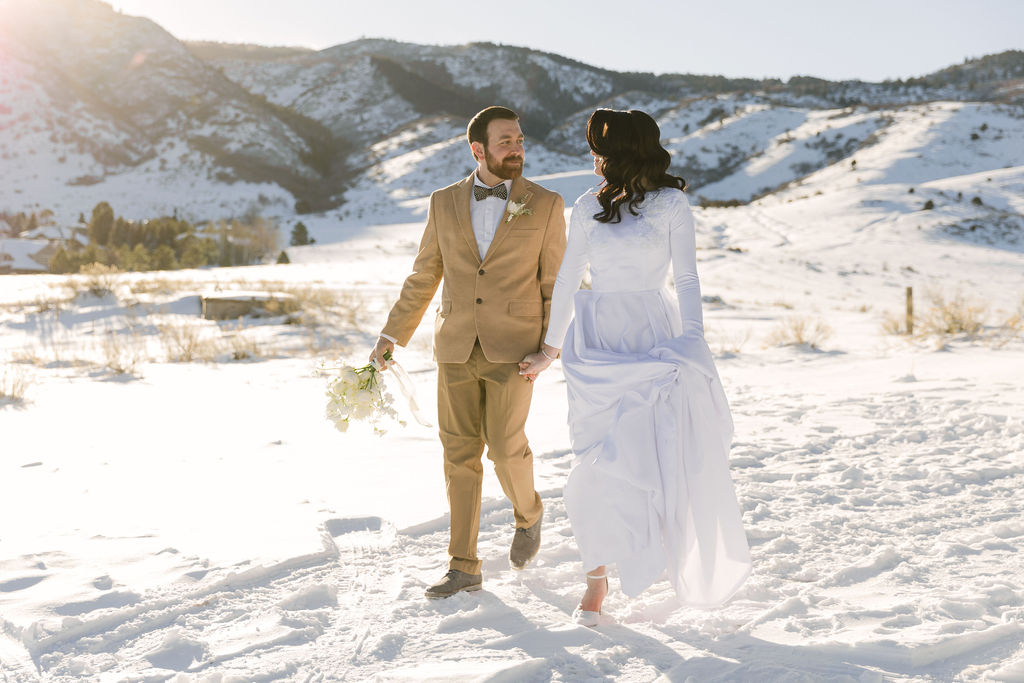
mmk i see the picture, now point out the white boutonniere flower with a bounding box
[505,196,533,223]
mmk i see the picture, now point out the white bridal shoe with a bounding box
[572,572,607,627]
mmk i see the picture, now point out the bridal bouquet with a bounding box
[318,350,430,435]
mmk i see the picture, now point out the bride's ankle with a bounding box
[580,573,608,612]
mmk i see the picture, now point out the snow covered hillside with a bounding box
[1,0,1021,226]
[0,0,331,223]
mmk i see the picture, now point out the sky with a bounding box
[104,0,1022,82]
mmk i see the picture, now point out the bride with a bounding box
[519,109,751,626]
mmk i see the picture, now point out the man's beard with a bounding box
[485,148,524,180]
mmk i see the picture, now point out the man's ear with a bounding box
[470,141,484,162]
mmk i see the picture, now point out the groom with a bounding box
[369,106,567,598]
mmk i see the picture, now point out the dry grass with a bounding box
[881,310,909,336]
[988,300,1024,348]
[129,277,183,296]
[228,333,263,360]
[766,316,834,349]
[709,327,752,355]
[225,321,265,360]
[72,263,122,299]
[33,292,74,314]
[7,277,368,374]
[917,290,985,337]
[989,314,1022,348]
[249,280,364,327]
[0,365,31,405]
[10,348,44,366]
[880,290,1022,347]
[158,322,223,362]
[99,331,146,376]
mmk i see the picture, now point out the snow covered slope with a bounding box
[1,161,1023,678]
[0,0,330,222]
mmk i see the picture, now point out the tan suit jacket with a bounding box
[381,172,567,364]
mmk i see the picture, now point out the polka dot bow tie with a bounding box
[473,183,508,201]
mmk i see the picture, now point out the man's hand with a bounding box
[370,336,395,371]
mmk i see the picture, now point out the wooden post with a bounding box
[906,286,914,335]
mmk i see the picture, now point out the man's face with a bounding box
[478,118,524,180]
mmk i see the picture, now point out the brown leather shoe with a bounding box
[424,569,482,598]
[509,518,542,570]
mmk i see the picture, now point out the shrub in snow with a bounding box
[920,290,985,338]
[100,332,144,377]
[0,366,30,405]
[74,263,120,299]
[766,316,834,350]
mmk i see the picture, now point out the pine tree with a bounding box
[130,243,152,271]
[109,217,129,247]
[276,250,291,264]
[49,246,74,274]
[290,221,310,246]
[152,244,177,271]
[88,202,115,245]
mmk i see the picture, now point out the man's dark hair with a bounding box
[467,106,519,152]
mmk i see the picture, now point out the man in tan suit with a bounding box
[370,106,566,598]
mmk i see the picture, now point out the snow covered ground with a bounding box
[2,109,1024,680]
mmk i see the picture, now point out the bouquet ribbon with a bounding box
[376,358,432,428]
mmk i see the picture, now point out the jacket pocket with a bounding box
[508,299,542,317]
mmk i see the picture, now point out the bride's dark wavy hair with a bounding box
[587,109,685,224]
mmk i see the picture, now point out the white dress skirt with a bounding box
[545,189,751,606]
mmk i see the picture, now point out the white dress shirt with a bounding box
[470,175,512,260]
[380,174,511,346]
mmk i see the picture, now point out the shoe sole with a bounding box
[424,584,482,599]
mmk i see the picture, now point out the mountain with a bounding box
[203,39,1024,156]
[0,0,1021,228]
[0,0,344,220]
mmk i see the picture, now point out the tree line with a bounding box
[48,202,280,273]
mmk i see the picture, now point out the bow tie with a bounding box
[473,183,508,201]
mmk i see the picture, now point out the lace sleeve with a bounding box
[669,192,704,338]
[542,195,590,349]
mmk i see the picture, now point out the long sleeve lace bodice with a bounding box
[544,188,703,349]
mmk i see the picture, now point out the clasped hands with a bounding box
[371,336,558,384]
[518,343,560,383]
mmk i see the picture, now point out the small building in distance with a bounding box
[0,238,53,274]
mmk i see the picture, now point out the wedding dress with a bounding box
[544,188,751,606]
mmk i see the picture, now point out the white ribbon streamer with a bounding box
[383,359,433,428]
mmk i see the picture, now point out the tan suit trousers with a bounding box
[437,340,543,574]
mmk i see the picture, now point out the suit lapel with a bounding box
[451,173,480,265]
[482,176,532,265]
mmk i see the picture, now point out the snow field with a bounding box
[2,94,1024,680]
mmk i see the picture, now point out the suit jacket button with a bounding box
[476,298,483,304]
[478,269,485,275]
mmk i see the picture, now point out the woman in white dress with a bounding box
[519,109,751,626]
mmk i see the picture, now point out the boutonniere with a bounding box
[505,196,533,223]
